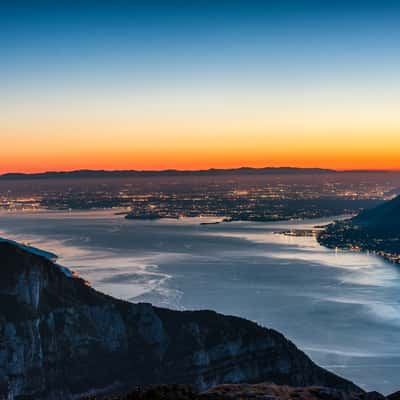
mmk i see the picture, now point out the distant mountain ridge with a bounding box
[0,168,393,181]
[0,167,337,180]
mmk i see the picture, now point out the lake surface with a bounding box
[0,210,399,393]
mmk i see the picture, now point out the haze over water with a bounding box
[0,210,399,393]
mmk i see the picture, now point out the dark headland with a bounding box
[0,239,362,400]
[318,195,400,264]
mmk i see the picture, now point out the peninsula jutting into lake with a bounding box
[318,195,400,264]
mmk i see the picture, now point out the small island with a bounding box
[125,212,180,220]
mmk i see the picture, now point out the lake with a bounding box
[0,210,399,393]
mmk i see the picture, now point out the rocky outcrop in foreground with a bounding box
[83,383,394,400]
[0,240,360,399]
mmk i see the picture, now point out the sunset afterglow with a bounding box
[2,1,400,172]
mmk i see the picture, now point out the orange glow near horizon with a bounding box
[3,1,400,175]
[2,132,400,173]
[2,96,400,173]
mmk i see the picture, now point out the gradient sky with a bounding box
[1,0,400,172]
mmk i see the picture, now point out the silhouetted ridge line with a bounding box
[0,167,338,180]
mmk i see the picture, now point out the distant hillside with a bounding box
[352,195,400,233]
[318,196,400,263]
[0,167,339,180]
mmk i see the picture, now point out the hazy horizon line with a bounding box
[1,166,399,176]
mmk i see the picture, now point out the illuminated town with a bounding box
[0,171,399,222]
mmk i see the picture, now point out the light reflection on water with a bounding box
[0,210,399,393]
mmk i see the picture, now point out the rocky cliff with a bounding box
[84,383,389,400]
[0,240,360,399]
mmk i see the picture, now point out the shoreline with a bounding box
[317,237,400,265]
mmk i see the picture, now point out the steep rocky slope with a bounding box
[0,240,360,399]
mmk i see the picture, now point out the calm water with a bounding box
[0,210,399,393]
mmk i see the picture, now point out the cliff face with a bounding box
[0,241,360,400]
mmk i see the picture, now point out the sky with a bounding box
[1,0,400,172]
